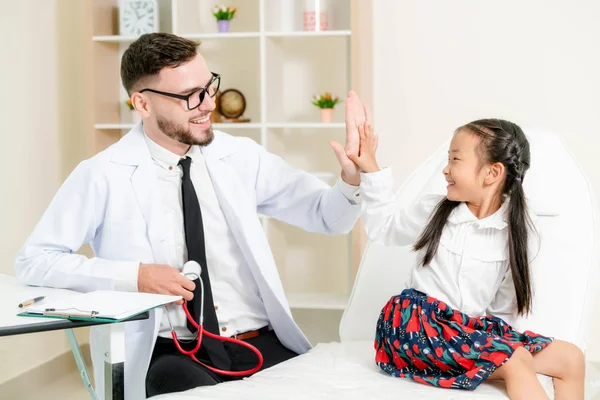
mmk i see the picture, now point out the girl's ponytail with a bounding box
[507,179,533,315]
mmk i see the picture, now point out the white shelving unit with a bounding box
[90,0,354,341]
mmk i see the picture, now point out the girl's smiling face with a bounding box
[443,129,489,203]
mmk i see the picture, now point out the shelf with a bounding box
[92,31,348,43]
[92,32,261,42]
[92,35,139,43]
[213,123,262,129]
[264,30,351,38]
[95,122,344,130]
[94,123,262,130]
[182,32,261,40]
[287,292,349,310]
[94,124,134,129]
[265,122,344,129]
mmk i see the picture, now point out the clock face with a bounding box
[120,1,157,36]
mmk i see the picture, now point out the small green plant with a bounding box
[312,92,340,109]
[125,99,134,110]
[212,5,237,21]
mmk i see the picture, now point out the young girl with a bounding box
[349,119,585,399]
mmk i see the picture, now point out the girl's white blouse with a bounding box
[360,168,539,326]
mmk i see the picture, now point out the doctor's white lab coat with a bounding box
[15,124,361,399]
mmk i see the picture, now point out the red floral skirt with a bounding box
[374,289,552,390]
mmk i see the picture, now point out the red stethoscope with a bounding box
[165,261,264,377]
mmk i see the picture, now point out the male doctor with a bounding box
[15,33,370,398]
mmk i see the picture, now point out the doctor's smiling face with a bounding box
[121,33,219,154]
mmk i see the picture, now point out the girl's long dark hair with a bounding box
[413,119,533,315]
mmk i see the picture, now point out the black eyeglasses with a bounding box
[139,72,221,110]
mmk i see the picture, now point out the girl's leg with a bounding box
[532,340,585,400]
[488,347,549,400]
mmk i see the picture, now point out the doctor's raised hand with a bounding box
[329,91,372,185]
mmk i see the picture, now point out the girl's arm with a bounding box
[348,122,441,246]
[360,169,442,246]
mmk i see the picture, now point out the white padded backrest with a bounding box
[340,130,598,352]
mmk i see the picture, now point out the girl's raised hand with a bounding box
[348,121,380,173]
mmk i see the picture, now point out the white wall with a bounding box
[0,0,90,386]
[371,0,600,361]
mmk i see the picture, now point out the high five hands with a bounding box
[330,91,380,182]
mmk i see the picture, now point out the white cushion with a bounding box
[152,341,600,399]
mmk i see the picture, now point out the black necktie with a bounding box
[179,157,231,370]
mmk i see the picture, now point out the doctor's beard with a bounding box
[157,116,214,147]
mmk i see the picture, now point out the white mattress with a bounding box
[151,340,600,400]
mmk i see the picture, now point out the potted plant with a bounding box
[126,99,141,124]
[212,5,237,33]
[312,92,340,123]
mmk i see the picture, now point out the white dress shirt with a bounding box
[130,132,361,339]
[360,168,540,326]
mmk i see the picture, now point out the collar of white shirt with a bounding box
[143,130,204,170]
[448,199,510,230]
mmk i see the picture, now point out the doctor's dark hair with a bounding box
[121,33,200,96]
[413,119,534,315]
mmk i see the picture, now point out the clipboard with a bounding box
[18,290,182,322]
